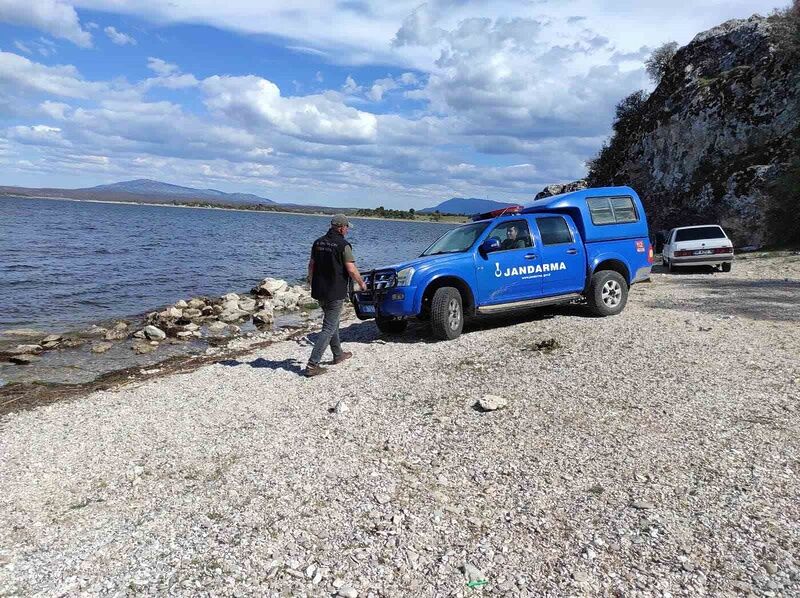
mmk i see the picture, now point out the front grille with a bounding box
[363,270,396,291]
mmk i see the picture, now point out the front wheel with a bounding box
[376,316,407,335]
[586,270,628,316]
[430,287,463,340]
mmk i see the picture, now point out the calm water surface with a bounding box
[0,197,455,333]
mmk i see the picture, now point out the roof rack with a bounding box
[471,205,524,222]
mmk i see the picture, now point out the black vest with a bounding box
[311,229,351,302]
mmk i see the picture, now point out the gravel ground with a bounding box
[1,254,799,597]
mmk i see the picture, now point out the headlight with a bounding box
[395,267,415,287]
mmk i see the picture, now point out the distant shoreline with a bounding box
[1,194,466,224]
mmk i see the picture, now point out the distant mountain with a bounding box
[83,179,275,204]
[420,197,515,215]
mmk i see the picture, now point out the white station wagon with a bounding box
[662,225,734,272]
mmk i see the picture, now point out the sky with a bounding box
[0,0,784,208]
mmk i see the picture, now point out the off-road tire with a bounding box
[721,262,732,272]
[430,287,463,340]
[586,270,628,316]
[376,316,408,335]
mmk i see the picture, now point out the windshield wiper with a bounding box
[423,249,462,256]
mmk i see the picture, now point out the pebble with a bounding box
[337,587,358,598]
[91,342,114,354]
[477,394,507,411]
[463,562,485,583]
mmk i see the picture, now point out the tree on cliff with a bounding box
[586,90,649,186]
[645,42,678,84]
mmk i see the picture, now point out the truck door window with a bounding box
[537,216,573,245]
[587,196,638,225]
[488,219,533,251]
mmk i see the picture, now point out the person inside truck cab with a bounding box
[500,225,527,250]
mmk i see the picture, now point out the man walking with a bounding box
[305,214,366,377]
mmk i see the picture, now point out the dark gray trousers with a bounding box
[309,299,344,365]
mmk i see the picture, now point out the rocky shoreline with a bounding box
[0,277,320,388]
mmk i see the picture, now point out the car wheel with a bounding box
[586,270,628,316]
[666,257,675,273]
[721,262,732,272]
[430,287,463,340]
[376,316,408,335]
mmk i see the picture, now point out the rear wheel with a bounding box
[376,316,407,335]
[721,262,732,272]
[431,287,463,340]
[586,270,628,316]
[665,257,675,273]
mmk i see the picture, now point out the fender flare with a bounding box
[413,273,476,315]
[587,252,632,285]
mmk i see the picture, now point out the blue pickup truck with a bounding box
[352,186,653,339]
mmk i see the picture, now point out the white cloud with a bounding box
[367,77,397,102]
[104,25,136,45]
[203,75,379,145]
[0,0,92,47]
[13,40,33,54]
[0,50,104,98]
[142,57,197,89]
[39,99,71,119]
[146,57,177,76]
[342,75,360,94]
[6,124,72,146]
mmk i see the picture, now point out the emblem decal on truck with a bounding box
[495,262,567,278]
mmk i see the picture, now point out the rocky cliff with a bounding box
[587,9,799,246]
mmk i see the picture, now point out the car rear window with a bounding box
[587,196,638,225]
[674,226,726,242]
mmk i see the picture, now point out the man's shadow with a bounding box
[218,357,305,374]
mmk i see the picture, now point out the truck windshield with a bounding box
[421,221,490,256]
[675,226,726,242]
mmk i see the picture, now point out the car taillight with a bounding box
[675,250,692,257]
[647,243,654,264]
[714,247,733,254]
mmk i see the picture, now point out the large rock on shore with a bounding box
[250,278,315,312]
[586,11,800,246]
[252,278,288,297]
[143,326,166,341]
[10,344,43,355]
[534,180,588,200]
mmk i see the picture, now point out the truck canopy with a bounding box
[520,186,649,243]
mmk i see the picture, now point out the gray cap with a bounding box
[331,214,353,228]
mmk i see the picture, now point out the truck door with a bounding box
[532,215,586,296]
[474,218,543,305]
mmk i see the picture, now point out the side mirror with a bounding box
[481,238,501,254]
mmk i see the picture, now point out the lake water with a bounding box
[0,197,455,334]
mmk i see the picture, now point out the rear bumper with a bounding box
[632,266,652,283]
[352,286,419,319]
[671,255,733,266]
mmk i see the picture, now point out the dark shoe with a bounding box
[330,351,353,365]
[304,363,327,377]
